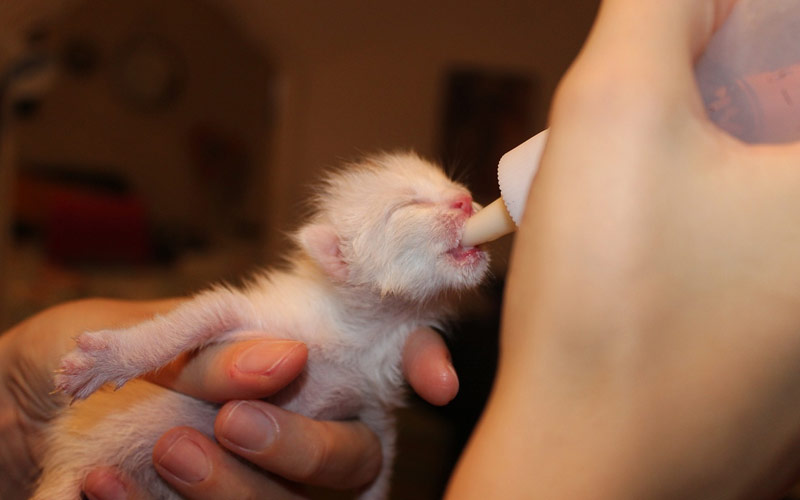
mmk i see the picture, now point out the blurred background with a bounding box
[0,0,598,497]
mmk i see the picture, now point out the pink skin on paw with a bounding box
[54,352,96,396]
[58,356,92,375]
[76,331,109,351]
[55,330,121,399]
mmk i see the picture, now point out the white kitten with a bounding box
[33,152,489,500]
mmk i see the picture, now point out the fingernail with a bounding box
[156,434,210,483]
[219,401,277,452]
[235,341,302,375]
[83,473,126,500]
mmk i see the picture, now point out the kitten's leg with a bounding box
[357,406,396,500]
[35,381,213,500]
[56,287,256,400]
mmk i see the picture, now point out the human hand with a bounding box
[0,299,181,500]
[0,298,458,500]
[139,322,456,500]
[450,0,800,498]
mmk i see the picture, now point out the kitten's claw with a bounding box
[54,329,125,400]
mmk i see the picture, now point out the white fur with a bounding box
[34,152,489,500]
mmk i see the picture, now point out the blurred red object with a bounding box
[43,186,151,265]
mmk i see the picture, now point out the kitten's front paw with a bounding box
[55,330,123,400]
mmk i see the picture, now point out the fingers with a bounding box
[403,327,459,406]
[83,467,149,500]
[153,427,304,500]
[149,328,459,406]
[146,338,308,402]
[214,400,382,489]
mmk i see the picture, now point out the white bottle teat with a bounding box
[461,130,548,247]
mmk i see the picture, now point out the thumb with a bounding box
[403,327,459,406]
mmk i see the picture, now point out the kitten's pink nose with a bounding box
[450,195,474,216]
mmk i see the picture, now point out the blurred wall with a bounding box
[1,0,601,258]
[225,0,601,255]
[12,0,273,238]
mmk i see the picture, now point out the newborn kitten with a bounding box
[33,152,489,500]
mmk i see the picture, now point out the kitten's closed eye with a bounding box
[386,198,433,218]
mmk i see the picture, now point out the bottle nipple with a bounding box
[461,129,549,247]
[461,198,516,247]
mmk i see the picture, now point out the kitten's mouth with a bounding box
[443,217,486,265]
[446,245,484,264]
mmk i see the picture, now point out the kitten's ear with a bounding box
[297,223,348,281]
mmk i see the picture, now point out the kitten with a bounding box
[33,152,490,500]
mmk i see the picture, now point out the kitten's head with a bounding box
[297,152,489,302]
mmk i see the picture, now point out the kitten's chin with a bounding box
[445,245,489,274]
[446,245,481,262]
